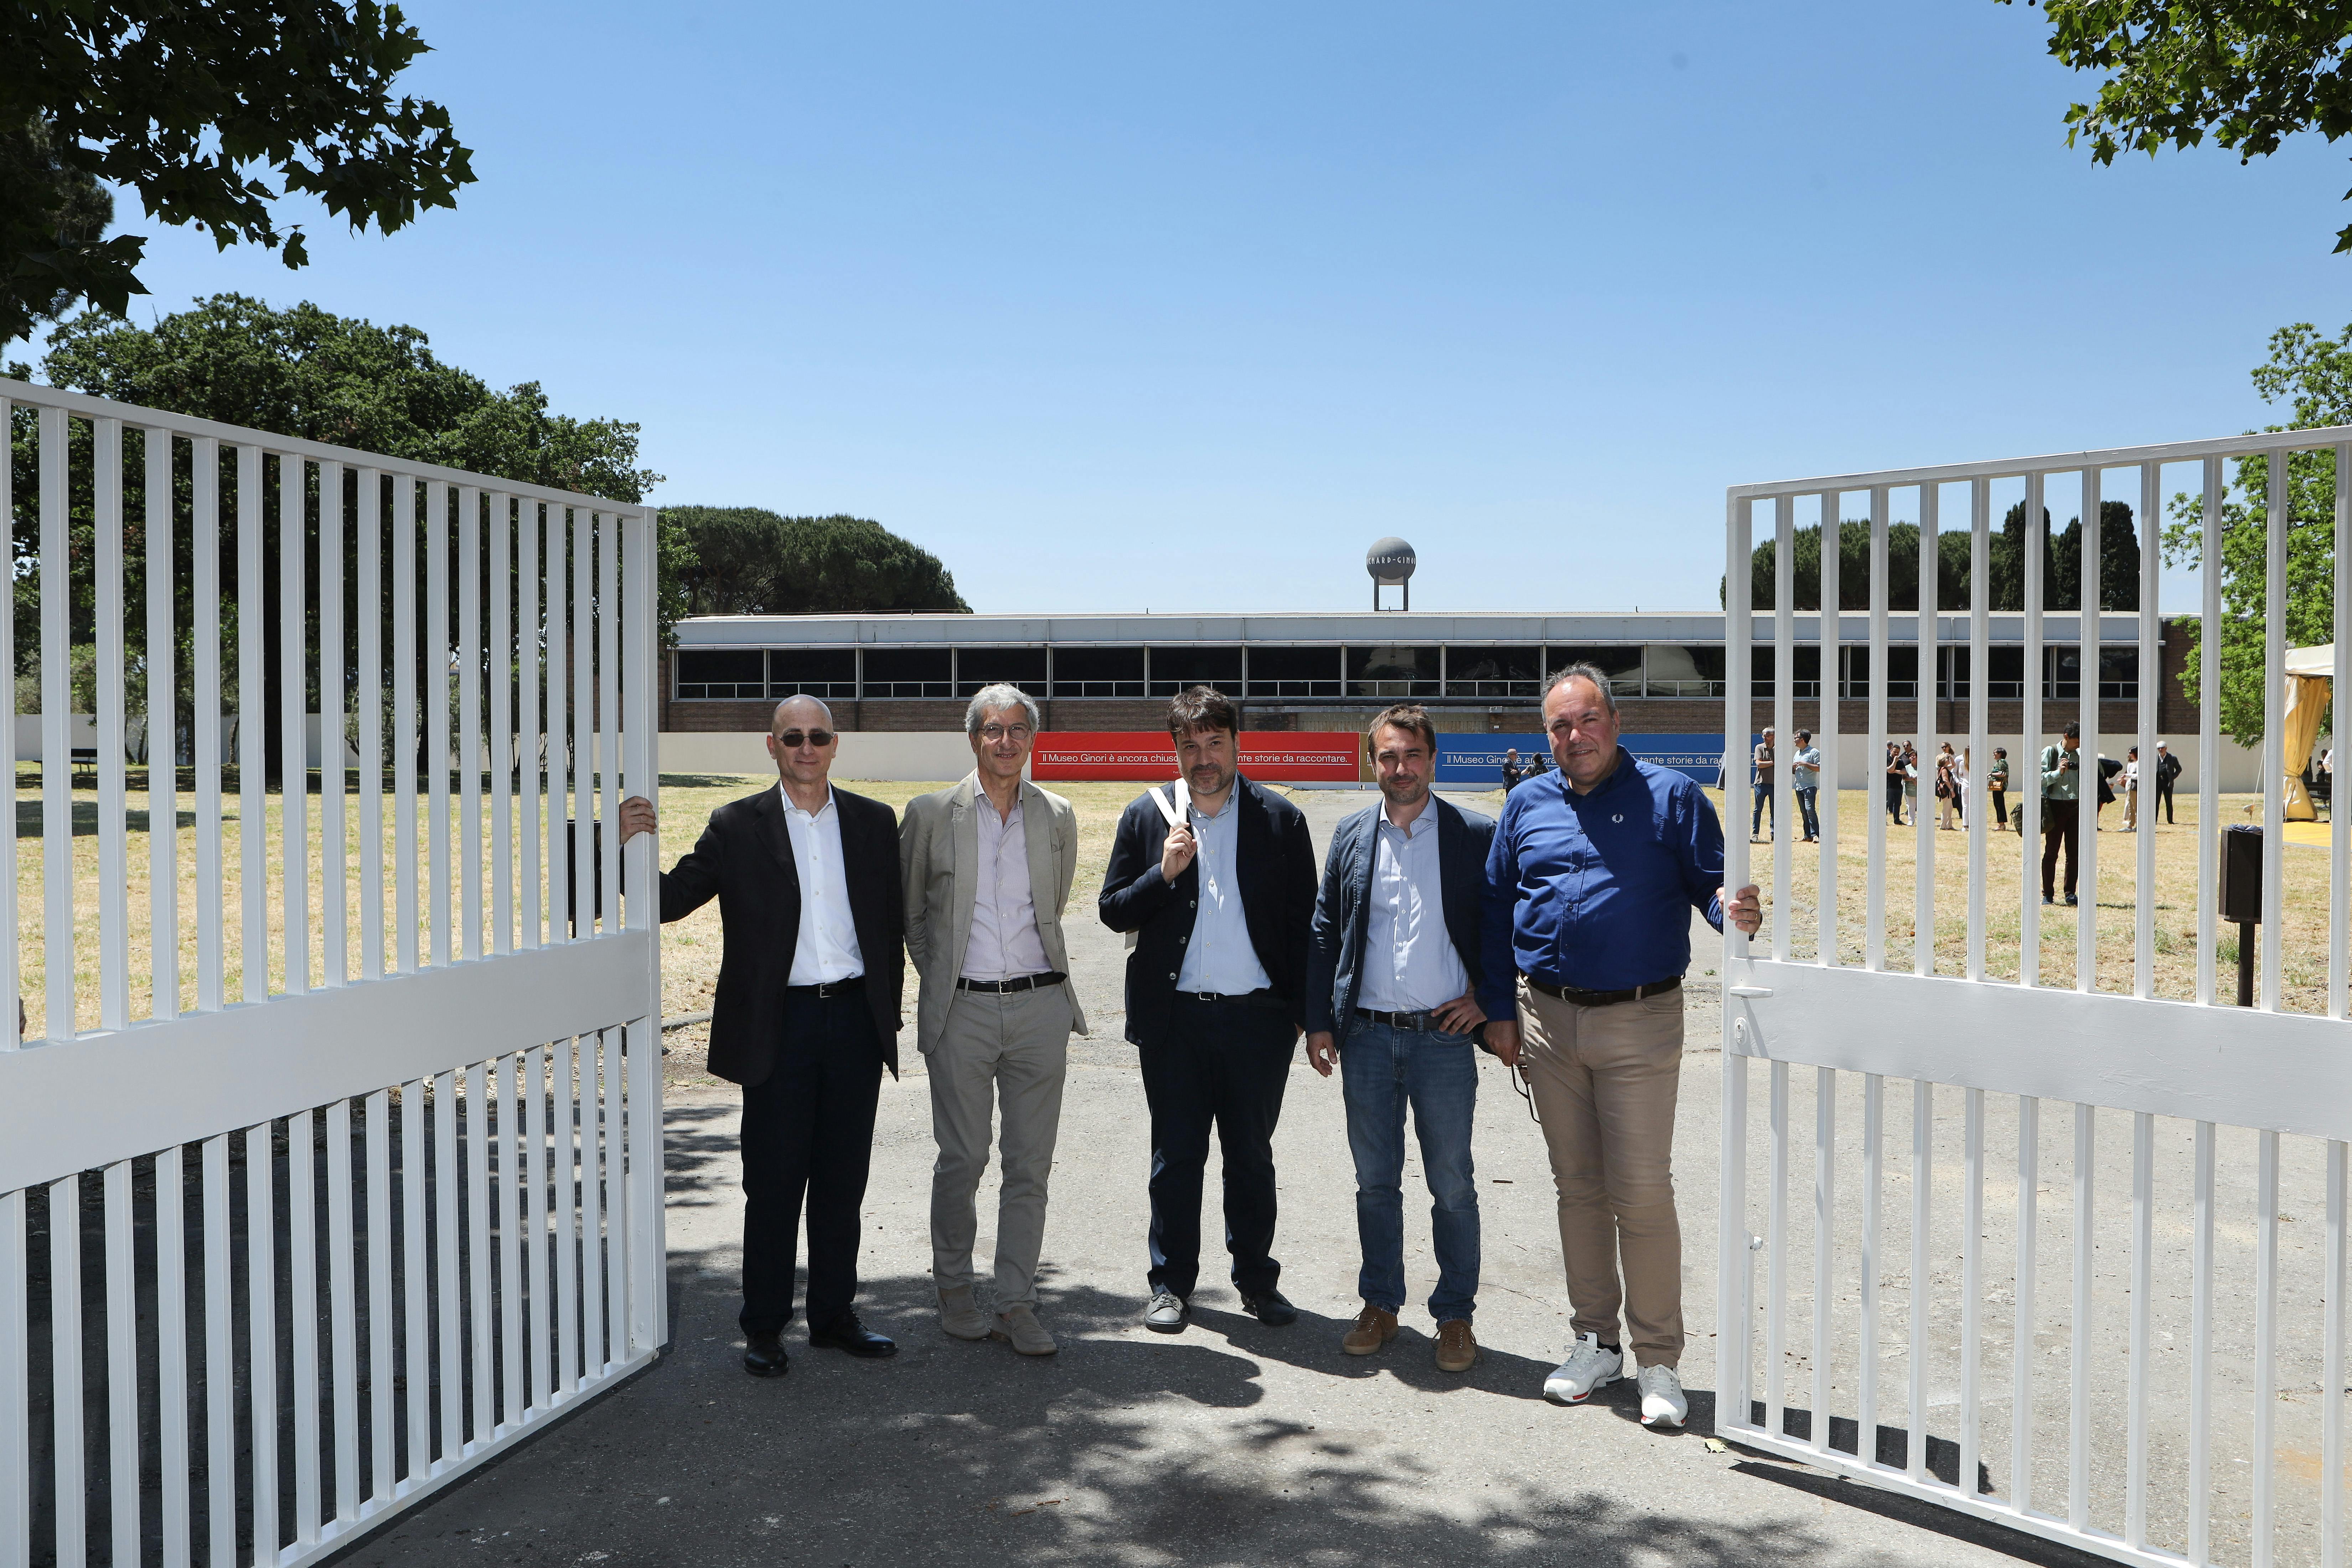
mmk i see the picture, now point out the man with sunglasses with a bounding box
[898,684,1085,1356]
[615,695,905,1379]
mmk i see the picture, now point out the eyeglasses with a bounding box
[1509,1061,1541,1124]
[978,724,1033,743]
[775,729,835,749]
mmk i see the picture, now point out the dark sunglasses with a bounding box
[776,729,835,749]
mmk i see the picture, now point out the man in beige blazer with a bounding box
[899,682,1086,1354]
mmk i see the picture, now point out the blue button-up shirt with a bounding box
[1359,801,1470,1013]
[1478,747,1726,1019]
[1175,789,1272,995]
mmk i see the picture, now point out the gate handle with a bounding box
[1727,985,1774,998]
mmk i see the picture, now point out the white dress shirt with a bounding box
[780,783,863,984]
[964,792,1051,981]
[1175,790,1271,995]
[1357,800,1468,1014]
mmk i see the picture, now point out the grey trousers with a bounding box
[927,982,1074,1309]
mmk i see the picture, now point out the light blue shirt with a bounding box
[1358,802,1468,1013]
[1175,790,1271,995]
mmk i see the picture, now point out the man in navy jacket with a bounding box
[1303,705,1494,1372]
[1099,686,1318,1334]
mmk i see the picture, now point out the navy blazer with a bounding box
[1303,795,1494,1037]
[1097,774,1318,1048]
[656,784,907,1084]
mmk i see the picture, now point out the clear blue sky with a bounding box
[34,2,2352,615]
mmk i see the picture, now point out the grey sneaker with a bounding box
[994,1305,1058,1356]
[938,1284,991,1341]
[1143,1291,1188,1333]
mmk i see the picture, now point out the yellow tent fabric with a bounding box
[2284,671,2328,820]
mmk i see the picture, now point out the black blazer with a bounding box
[657,784,906,1085]
[1097,774,1318,1048]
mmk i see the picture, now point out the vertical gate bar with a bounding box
[429,486,452,969]
[601,514,623,948]
[50,1174,85,1566]
[1966,477,1990,982]
[280,453,310,996]
[1907,1078,1931,1484]
[491,497,513,956]
[202,1135,233,1565]
[239,444,266,1004]
[148,427,180,1019]
[289,1108,320,1543]
[1866,486,1889,970]
[501,1052,524,1428]
[357,470,383,980]
[2011,1094,2039,1512]
[581,1033,608,1375]
[1720,1046,1751,1429]
[519,502,541,947]
[1959,1088,1984,1500]
[0,1189,20,1568]
[327,1097,359,1526]
[1723,489,1756,1435]
[1817,488,1841,967]
[365,1089,393,1511]
[39,405,72,1036]
[2325,1139,2346,1568]
[393,477,418,974]
[526,1045,550,1412]
[1772,494,1793,959]
[624,508,667,1353]
[193,438,224,1012]
[2134,464,2159,1000]
[1915,481,1937,977]
[556,1036,580,1393]
[0,392,13,1051]
[1811,1066,1836,1458]
[432,1069,460,1464]
[2126,1110,2153,1549]
[246,1122,278,1563]
[321,462,346,988]
[2190,1121,2216,1562]
[2335,447,2352,1021]
[546,508,568,947]
[459,487,482,961]
[2254,1128,2281,1567]
[2195,459,2222,1006]
[2260,453,2286,1012]
[104,1160,137,1564]
[155,1146,190,1567]
[1767,1060,1790,1440]
[2077,470,2099,997]
[466,1060,492,1445]
[94,416,130,1031]
[2023,472,2046,988]
[2068,1102,2094,1530]
[399,1078,428,1488]
[1859,1073,1883,1461]
[572,508,593,942]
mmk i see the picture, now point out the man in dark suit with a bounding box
[616,695,905,1378]
[1099,686,1318,1334]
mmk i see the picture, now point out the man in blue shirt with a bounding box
[1480,665,1761,1430]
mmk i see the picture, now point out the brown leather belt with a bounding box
[1522,974,1681,1008]
[956,972,1066,993]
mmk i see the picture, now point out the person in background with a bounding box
[1501,747,1525,792]
[2154,740,2181,824]
[1885,742,1906,826]
[2041,721,2083,906]
[2120,746,2141,832]
[1751,727,1776,842]
[1989,747,2011,832]
[1935,742,1960,830]
[1901,742,1921,826]
[1950,746,1971,831]
[1790,729,1822,844]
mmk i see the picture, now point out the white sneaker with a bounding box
[1637,1362,1687,1428]
[1541,1332,1623,1404]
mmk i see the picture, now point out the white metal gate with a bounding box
[0,379,665,1567]
[1717,427,2352,1567]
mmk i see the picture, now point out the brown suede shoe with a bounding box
[1435,1318,1478,1373]
[1342,1303,1399,1356]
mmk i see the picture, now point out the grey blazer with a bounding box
[898,772,1088,1055]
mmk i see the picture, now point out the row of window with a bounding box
[672,643,2141,703]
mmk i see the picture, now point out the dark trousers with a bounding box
[738,989,885,1335]
[1886,776,1904,824]
[1992,790,2009,829]
[2041,798,2080,899]
[1139,994,1296,1301]
[2156,778,2175,823]
[1751,782,1773,835]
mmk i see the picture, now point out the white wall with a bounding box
[659,729,977,782]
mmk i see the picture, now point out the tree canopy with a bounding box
[663,506,969,616]
[1726,505,2141,613]
[2000,0,2352,255]
[0,1,474,344]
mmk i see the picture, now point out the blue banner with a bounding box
[1435,733,1731,788]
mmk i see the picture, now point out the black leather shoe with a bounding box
[742,1330,789,1378]
[808,1313,898,1358]
[1239,1289,1298,1327]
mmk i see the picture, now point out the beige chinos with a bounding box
[1516,979,1686,1368]
[928,982,1074,1308]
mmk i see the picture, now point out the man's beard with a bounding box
[1380,777,1428,805]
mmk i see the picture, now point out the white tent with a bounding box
[2287,643,2336,677]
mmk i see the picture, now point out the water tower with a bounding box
[1366,537,1416,610]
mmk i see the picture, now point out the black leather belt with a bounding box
[957,972,1065,993]
[785,975,865,999]
[1353,1006,1455,1032]
[1176,987,1285,1009]
[1523,974,1680,1008]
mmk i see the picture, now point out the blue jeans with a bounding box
[1751,782,1773,834]
[1795,785,1820,840]
[1340,1019,1480,1323]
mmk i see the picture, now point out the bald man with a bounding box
[619,695,906,1378]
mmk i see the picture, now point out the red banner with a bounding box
[1032,730,1360,783]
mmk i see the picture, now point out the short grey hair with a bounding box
[1542,662,1617,715]
[965,683,1040,738]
